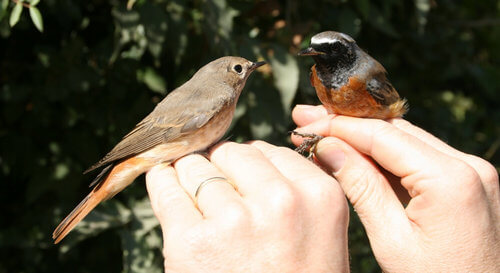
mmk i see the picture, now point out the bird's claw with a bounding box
[290,131,324,160]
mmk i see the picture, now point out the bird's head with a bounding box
[298,31,358,70]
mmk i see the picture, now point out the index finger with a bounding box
[292,104,330,127]
[292,115,447,179]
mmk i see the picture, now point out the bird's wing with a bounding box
[84,86,220,174]
[364,62,401,107]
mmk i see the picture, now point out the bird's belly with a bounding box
[138,107,234,163]
[312,69,389,118]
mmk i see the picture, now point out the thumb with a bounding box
[315,137,412,245]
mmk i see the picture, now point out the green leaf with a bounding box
[9,1,23,27]
[0,0,9,21]
[269,46,299,115]
[29,6,43,32]
[138,67,167,94]
[126,0,136,10]
[119,198,162,273]
[29,0,39,6]
[139,2,168,61]
[110,7,143,63]
[59,201,132,253]
[246,78,287,141]
[202,0,239,54]
[414,0,431,32]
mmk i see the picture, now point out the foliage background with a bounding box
[1,0,499,272]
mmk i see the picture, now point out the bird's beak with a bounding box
[249,61,267,71]
[298,47,325,56]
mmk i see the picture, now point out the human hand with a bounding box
[291,104,500,273]
[145,140,349,273]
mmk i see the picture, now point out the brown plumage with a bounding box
[293,31,407,156]
[309,65,407,119]
[53,57,266,243]
[299,31,407,118]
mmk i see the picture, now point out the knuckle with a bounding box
[445,159,484,203]
[217,142,261,159]
[218,204,250,230]
[267,183,298,215]
[174,153,205,168]
[482,164,500,192]
[306,179,348,219]
[453,160,481,185]
[267,146,295,159]
[304,176,340,204]
[370,121,401,148]
[468,156,500,198]
[249,140,267,147]
[469,155,499,185]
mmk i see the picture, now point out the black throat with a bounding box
[312,50,357,90]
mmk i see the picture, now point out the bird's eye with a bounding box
[331,42,343,51]
[233,64,243,74]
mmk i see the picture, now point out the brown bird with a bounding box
[53,56,266,243]
[293,31,408,154]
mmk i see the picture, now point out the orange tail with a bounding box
[52,186,108,244]
[53,157,155,244]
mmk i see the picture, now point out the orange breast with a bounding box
[310,65,397,119]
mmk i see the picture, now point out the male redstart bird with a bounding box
[53,56,266,243]
[293,31,408,154]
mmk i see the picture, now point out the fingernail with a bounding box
[316,138,345,174]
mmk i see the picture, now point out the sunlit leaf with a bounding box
[29,6,43,32]
[110,7,143,63]
[166,1,187,66]
[441,91,474,122]
[138,67,167,94]
[60,201,132,253]
[120,198,162,273]
[139,2,168,62]
[9,1,23,27]
[126,0,136,10]
[269,46,299,115]
[246,73,288,141]
[202,0,239,53]
[414,0,431,32]
[54,163,69,180]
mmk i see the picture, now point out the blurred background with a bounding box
[1,0,498,272]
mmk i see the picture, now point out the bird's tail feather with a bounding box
[53,156,155,244]
[52,186,107,244]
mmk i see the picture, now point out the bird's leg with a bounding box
[290,131,324,160]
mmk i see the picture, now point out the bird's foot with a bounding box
[290,131,324,160]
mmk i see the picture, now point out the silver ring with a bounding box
[194,177,237,209]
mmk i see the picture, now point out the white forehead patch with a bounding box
[310,32,355,45]
[311,36,338,45]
